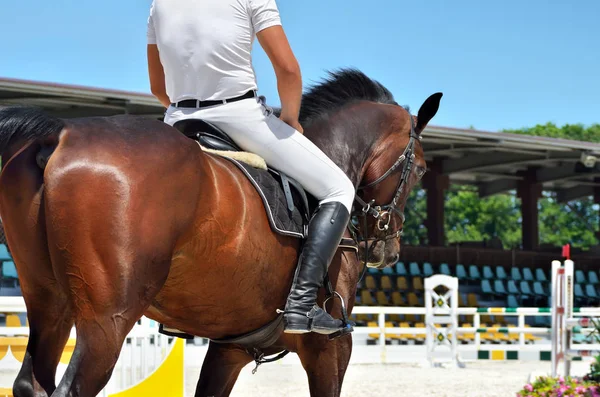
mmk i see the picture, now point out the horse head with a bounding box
[354,92,443,269]
[299,69,442,270]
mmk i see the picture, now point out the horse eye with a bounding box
[417,168,427,179]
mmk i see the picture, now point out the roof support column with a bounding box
[517,168,542,250]
[423,158,449,246]
[594,178,600,243]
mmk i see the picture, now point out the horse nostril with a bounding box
[392,254,399,263]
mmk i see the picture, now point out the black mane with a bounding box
[298,68,399,126]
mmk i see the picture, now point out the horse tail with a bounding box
[0,106,64,163]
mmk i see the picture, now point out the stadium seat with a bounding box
[479,323,495,344]
[455,264,467,279]
[576,270,587,284]
[588,271,599,285]
[367,321,393,342]
[468,265,481,281]
[0,244,10,261]
[409,262,422,277]
[493,280,508,296]
[510,267,522,281]
[382,266,394,275]
[423,262,434,277]
[396,277,409,291]
[376,291,390,306]
[482,265,494,280]
[522,267,534,282]
[492,323,510,343]
[507,280,520,295]
[519,281,532,295]
[365,275,377,290]
[467,293,479,307]
[391,291,405,306]
[6,315,21,327]
[360,290,376,306]
[507,324,520,344]
[458,323,475,344]
[396,322,416,342]
[395,262,408,277]
[585,284,598,301]
[480,279,494,298]
[368,267,380,275]
[533,282,546,297]
[535,268,548,283]
[380,276,393,291]
[506,294,519,308]
[574,284,586,305]
[2,261,18,279]
[439,263,451,276]
[407,292,420,306]
[496,266,507,280]
[412,277,424,291]
[524,325,542,343]
[414,323,426,343]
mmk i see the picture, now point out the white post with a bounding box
[378,311,386,363]
[518,314,525,347]
[564,259,574,376]
[551,260,561,378]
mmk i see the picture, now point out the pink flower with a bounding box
[524,384,534,392]
[559,376,565,384]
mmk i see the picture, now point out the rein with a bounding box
[349,114,420,283]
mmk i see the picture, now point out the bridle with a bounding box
[348,113,421,281]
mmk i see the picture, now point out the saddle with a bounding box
[159,119,354,369]
[174,119,313,238]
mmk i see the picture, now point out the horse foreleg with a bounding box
[194,342,253,397]
[297,334,353,397]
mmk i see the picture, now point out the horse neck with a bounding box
[303,104,390,189]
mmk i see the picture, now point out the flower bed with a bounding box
[517,376,600,397]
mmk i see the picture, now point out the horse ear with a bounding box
[415,93,443,134]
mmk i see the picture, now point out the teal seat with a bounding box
[395,261,407,276]
[585,284,598,300]
[439,263,451,276]
[468,265,481,280]
[0,244,10,261]
[522,267,534,282]
[382,266,394,275]
[481,279,494,296]
[520,281,532,295]
[533,282,546,296]
[535,268,547,283]
[575,270,586,284]
[456,264,467,279]
[409,262,421,277]
[506,294,519,307]
[496,266,507,280]
[493,279,507,295]
[507,280,520,295]
[423,262,433,277]
[511,267,522,281]
[589,271,599,285]
[482,265,494,279]
[2,261,18,279]
[367,267,379,275]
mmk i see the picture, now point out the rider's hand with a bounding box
[280,117,304,134]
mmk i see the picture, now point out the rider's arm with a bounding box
[147,45,170,108]
[146,3,170,108]
[251,0,303,132]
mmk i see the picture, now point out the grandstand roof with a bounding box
[1,77,598,202]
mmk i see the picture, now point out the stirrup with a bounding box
[323,291,355,340]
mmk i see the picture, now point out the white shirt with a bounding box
[147,0,282,103]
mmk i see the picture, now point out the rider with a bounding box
[146,0,355,335]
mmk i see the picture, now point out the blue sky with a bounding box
[0,0,598,131]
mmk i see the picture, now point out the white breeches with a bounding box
[163,96,355,212]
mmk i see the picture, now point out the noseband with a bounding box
[348,113,420,279]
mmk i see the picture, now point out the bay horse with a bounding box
[0,69,441,397]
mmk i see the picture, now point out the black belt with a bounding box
[171,90,256,109]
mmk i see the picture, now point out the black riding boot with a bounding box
[282,201,351,335]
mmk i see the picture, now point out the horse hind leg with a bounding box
[0,143,73,397]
